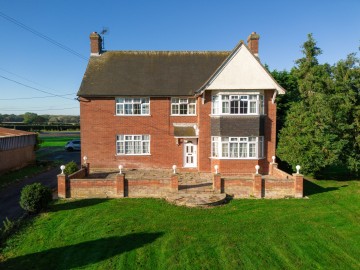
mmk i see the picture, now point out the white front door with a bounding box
[184,140,197,168]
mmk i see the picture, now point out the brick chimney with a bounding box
[247,32,260,57]
[90,32,102,56]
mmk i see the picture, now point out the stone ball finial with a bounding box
[60,165,65,174]
[172,165,177,174]
[214,165,219,174]
[118,165,123,174]
[255,165,260,174]
[296,165,301,174]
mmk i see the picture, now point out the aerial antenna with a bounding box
[100,27,109,50]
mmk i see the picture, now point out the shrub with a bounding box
[19,183,52,213]
[64,161,78,175]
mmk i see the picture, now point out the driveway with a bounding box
[0,150,80,225]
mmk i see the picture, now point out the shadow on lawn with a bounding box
[50,198,109,212]
[0,232,163,269]
[303,179,344,196]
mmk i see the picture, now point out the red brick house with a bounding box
[77,32,285,175]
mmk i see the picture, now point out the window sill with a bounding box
[209,157,265,160]
[171,115,197,117]
[114,115,151,117]
[116,154,152,156]
[210,114,263,117]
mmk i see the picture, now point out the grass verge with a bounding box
[0,179,359,269]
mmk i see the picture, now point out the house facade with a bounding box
[78,32,285,175]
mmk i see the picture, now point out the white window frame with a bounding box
[171,97,196,116]
[212,93,264,115]
[116,135,150,155]
[116,97,150,116]
[211,136,264,159]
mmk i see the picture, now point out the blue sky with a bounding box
[1,0,359,115]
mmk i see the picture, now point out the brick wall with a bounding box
[0,145,35,173]
[58,170,179,199]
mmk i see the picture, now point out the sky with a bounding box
[0,0,359,115]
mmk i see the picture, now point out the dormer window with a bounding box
[212,94,264,115]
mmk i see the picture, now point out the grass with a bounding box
[39,136,79,148]
[0,179,359,269]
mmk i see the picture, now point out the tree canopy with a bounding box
[276,34,360,176]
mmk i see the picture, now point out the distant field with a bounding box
[0,179,359,269]
[39,135,80,148]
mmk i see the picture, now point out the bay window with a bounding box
[212,94,264,115]
[211,136,264,159]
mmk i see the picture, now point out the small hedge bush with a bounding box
[64,161,78,175]
[20,183,52,213]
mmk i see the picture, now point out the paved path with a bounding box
[0,151,79,224]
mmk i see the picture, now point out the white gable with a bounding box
[205,44,285,94]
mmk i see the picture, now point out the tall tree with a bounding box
[277,34,347,174]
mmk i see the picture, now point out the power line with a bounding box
[0,11,88,61]
[1,107,79,112]
[0,93,75,100]
[0,74,76,101]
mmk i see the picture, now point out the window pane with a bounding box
[172,98,179,103]
[141,98,149,103]
[125,141,133,154]
[141,104,149,114]
[249,95,257,100]
[134,135,141,140]
[116,104,124,115]
[212,96,219,114]
[133,104,141,114]
[230,143,238,158]
[239,143,247,157]
[249,143,256,157]
[222,143,229,157]
[179,104,187,114]
[117,98,124,103]
[230,100,239,114]
[189,104,196,114]
[134,141,141,154]
[222,95,229,100]
[142,135,150,140]
[188,98,196,104]
[171,104,179,114]
[249,137,256,142]
[180,98,188,103]
[142,141,150,153]
[240,100,248,114]
[125,135,132,140]
[125,104,132,114]
[222,101,229,113]
[250,101,257,113]
[260,95,264,114]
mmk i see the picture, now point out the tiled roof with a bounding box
[77,51,230,97]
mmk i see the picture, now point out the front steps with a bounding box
[166,172,228,207]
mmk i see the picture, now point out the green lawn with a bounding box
[1,179,359,269]
[39,136,80,148]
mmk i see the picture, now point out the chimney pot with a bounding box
[90,32,102,56]
[247,32,260,57]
